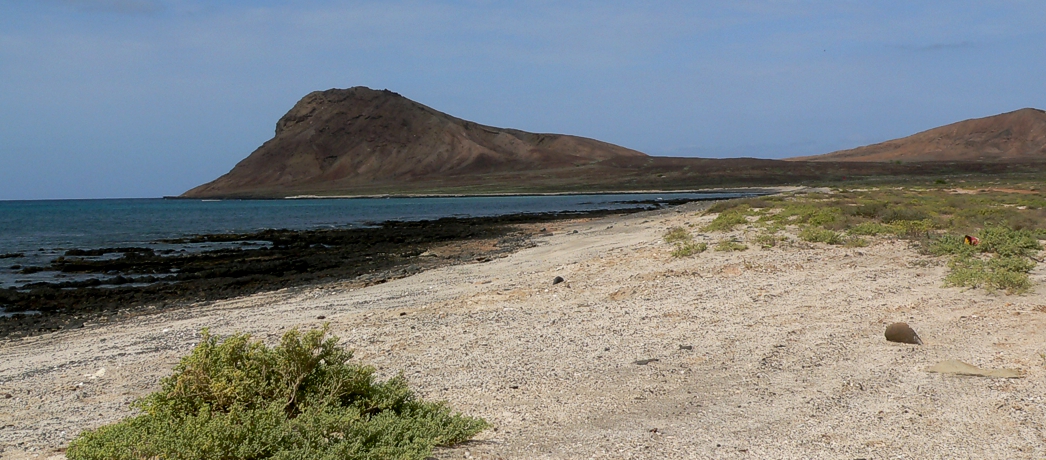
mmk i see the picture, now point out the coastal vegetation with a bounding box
[695,180,1046,294]
[66,327,487,460]
[714,239,749,252]
[664,226,708,257]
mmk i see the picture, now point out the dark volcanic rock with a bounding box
[0,209,644,338]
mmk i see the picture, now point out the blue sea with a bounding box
[0,192,750,289]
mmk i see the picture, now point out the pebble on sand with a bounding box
[885,322,922,345]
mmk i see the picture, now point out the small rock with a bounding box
[399,312,407,316]
[885,322,922,345]
[316,315,326,320]
[509,385,519,389]
[552,276,565,285]
[633,358,660,365]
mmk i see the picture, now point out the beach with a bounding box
[2,199,1045,459]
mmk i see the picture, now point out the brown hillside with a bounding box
[792,108,1046,162]
[182,87,647,198]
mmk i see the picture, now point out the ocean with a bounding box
[0,192,752,290]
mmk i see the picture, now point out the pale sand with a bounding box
[2,200,1046,459]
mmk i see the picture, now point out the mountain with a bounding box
[792,108,1046,162]
[182,87,647,198]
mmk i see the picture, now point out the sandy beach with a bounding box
[2,199,1045,459]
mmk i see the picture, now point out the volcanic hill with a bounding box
[182,87,649,198]
[183,89,1046,198]
[792,108,1046,163]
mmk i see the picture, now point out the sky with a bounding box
[2,1,1045,199]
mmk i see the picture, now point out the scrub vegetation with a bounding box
[664,227,708,257]
[67,327,488,460]
[698,180,1046,294]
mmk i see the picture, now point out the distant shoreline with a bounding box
[163,186,791,200]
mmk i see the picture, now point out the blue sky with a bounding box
[2,1,1045,199]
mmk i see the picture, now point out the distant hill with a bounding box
[182,89,1046,198]
[182,87,647,198]
[791,108,1046,162]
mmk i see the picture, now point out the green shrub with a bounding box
[714,239,748,252]
[945,253,1034,294]
[890,219,936,238]
[847,221,895,236]
[67,327,488,460]
[663,227,692,244]
[927,234,972,257]
[704,201,740,214]
[977,226,1041,257]
[754,232,781,249]
[672,241,708,257]
[806,207,843,227]
[702,210,750,232]
[880,207,931,223]
[843,236,869,248]
[847,202,887,219]
[798,227,843,245]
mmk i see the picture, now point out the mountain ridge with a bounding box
[791,108,1046,162]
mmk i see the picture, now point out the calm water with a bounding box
[0,193,750,289]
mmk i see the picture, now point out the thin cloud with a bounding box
[893,41,977,52]
[59,0,163,14]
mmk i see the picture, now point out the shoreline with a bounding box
[2,199,1044,459]
[0,208,659,339]
[163,186,789,200]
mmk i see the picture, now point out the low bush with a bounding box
[880,207,931,223]
[672,241,708,257]
[890,219,936,238]
[977,226,1041,257]
[67,327,488,460]
[702,210,750,232]
[927,234,971,257]
[945,253,1035,294]
[754,232,781,249]
[798,227,843,245]
[663,227,692,244]
[847,221,895,236]
[714,239,748,252]
[843,236,869,248]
